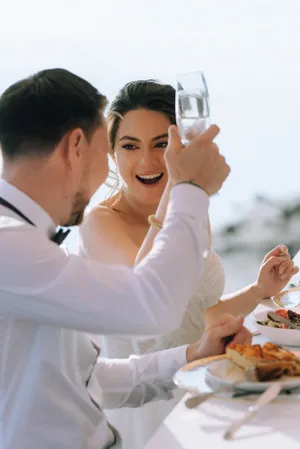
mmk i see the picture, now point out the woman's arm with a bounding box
[135,181,173,265]
[205,245,299,326]
[205,283,263,326]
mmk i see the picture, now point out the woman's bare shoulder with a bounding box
[87,204,117,218]
[79,202,138,265]
[82,204,122,229]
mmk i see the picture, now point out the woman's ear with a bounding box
[109,148,116,161]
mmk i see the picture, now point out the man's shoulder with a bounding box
[0,214,50,247]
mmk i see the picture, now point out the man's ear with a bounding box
[55,128,87,175]
[68,128,86,160]
[58,128,86,166]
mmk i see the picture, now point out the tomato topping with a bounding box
[275,309,289,319]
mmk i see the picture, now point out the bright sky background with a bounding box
[1,0,300,234]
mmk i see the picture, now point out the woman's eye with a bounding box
[155,141,168,149]
[122,144,137,150]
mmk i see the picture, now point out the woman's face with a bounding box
[113,108,171,206]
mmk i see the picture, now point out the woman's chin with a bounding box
[136,184,166,204]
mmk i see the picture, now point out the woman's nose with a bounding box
[139,149,157,168]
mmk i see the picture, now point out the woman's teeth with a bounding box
[138,173,162,180]
[136,173,164,185]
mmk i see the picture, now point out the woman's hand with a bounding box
[186,314,252,362]
[256,245,299,299]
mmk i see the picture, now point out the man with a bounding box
[0,68,246,449]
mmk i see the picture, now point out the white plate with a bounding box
[174,357,300,394]
[273,287,300,309]
[253,310,300,346]
[206,358,300,392]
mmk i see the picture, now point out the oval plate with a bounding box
[273,287,300,309]
[174,354,300,393]
[206,358,300,392]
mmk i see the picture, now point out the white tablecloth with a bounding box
[145,297,300,448]
[144,388,300,448]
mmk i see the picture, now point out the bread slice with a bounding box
[255,360,300,381]
[226,344,264,370]
[262,342,298,361]
[226,343,300,381]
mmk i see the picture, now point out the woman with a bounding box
[78,80,298,448]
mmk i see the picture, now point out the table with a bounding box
[145,301,300,448]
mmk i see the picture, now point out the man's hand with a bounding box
[186,314,252,362]
[165,125,230,196]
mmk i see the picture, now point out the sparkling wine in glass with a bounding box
[176,71,210,144]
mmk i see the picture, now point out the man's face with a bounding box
[63,122,109,227]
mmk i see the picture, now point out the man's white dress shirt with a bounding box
[0,179,209,449]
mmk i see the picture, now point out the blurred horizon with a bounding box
[0,0,300,282]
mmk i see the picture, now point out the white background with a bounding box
[0,0,299,257]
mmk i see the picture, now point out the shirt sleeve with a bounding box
[90,345,188,409]
[0,185,209,335]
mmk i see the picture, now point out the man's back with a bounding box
[0,317,111,448]
[0,197,115,449]
[0,178,210,449]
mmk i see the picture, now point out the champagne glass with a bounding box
[176,71,220,197]
[176,71,210,144]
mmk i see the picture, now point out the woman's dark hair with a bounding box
[107,79,176,152]
[106,79,176,190]
[0,68,107,160]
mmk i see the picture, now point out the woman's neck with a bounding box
[111,190,158,225]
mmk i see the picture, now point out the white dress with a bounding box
[78,230,225,449]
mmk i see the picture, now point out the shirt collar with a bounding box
[0,179,56,237]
